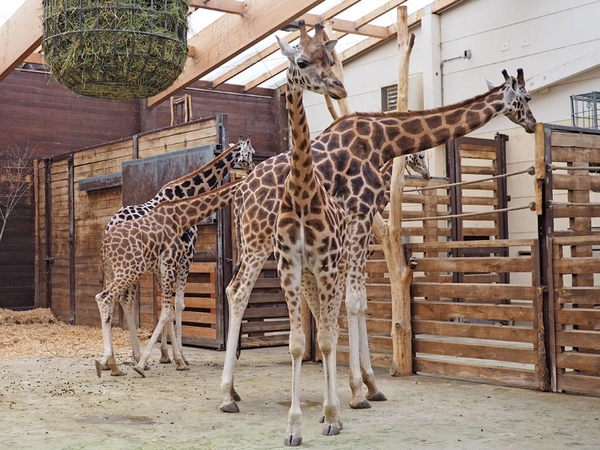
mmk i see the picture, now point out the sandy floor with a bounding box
[1,345,599,450]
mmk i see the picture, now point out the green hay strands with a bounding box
[42,0,189,100]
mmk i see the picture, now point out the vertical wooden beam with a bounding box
[377,6,415,377]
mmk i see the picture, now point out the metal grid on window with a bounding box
[571,91,600,129]
[381,84,398,111]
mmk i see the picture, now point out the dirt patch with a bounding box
[0,315,599,449]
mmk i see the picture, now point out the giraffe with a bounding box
[102,138,254,371]
[96,179,243,378]
[220,67,536,413]
[273,23,347,446]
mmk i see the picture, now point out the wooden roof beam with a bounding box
[211,0,362,88]
[243,1,406,92]
[302,14,392,39]
[0,0,43,83]
[148,0,325,106]
[188,0,248,15]
[340,0,465,63]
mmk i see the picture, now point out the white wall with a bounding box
[304,0,600,241]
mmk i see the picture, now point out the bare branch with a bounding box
[0,144,34,245]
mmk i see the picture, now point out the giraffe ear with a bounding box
[276,35,296,61]
[324,39,338,54]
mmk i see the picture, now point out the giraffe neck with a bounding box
[155,180,241,234]
[286,85,316,191]
[324,86,507,167]
[150,144,245,206]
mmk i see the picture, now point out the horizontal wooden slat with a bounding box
[556,373,600,395]
[555,330,600,349]
[413,320,535,343]
[412,283,537,301]
[556,352,600,372]
[190,261,216,273]
[414,358,539,388]
[551,204,600,219]
[417,256,534,273]
[242,320,290,334]
[553,257,600,274]
[414,338,536,364]
[243,306,289,319]
[551,173,600,191]
[185,282,216,295]
[182,310,217,324]
[184,296,216,309]
[556,287,600,304]
[181,324,217,339]
[405,239,535,252]
[412,301,535,322]
[555,308,600,327]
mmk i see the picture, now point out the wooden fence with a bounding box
[539,124,600,396]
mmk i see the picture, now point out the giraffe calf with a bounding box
[95,180,242,378]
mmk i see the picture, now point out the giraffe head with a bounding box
[406,152,431,180]
[276,21,347,100]
[235,134,255,173]
[487,68,536,133]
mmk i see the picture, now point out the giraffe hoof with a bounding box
[219,402,240,413]
[159,356,172,364]
[94,360,104,378]
[322,424,341,436]
[110,370,126,377]
[133,366,146,378]
[367,391,387,402]
[176,364,190,371]
[349,399,371,409]
[284,435,302,446]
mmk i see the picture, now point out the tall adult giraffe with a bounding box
[220,67,537,413]
[273,23,347,446]
[103,138,254,370]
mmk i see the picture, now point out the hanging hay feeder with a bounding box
[42,0,189,100]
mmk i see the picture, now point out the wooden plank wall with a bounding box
[0,152,35,309]
[408,239,547,390]
[545,126,600,396]
[37,118,223,327]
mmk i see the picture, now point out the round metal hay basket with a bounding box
[42,0,189,100]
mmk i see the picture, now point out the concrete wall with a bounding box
[304,0,600,242]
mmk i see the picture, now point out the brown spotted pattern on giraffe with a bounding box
[221,68,537,417]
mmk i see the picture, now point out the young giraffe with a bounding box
[102,138,254,371]
[96,179,242,378]
[220,68,536,413]
[274,23,347,446]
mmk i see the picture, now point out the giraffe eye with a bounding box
[297,59,310,69]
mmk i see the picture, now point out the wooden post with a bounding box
[379,6,416,377]
[534,122,546,215]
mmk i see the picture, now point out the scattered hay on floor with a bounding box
[0,308,152,360]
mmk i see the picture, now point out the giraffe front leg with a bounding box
[166,317,188,371]
[345,287,370,409]
[285,311,305,447]
[95,290,125,378]
[120,284,147,368]
[220,256,266,412]
[159,326,171,364]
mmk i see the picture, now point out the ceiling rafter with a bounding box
[243,0,408,92]
[147,0,325,106]
[189,0,248,15]
[210,0,363,88]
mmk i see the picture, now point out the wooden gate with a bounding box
[538,124,600,396]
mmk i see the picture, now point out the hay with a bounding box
[0,308,152,360]
[42,0,189,99]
